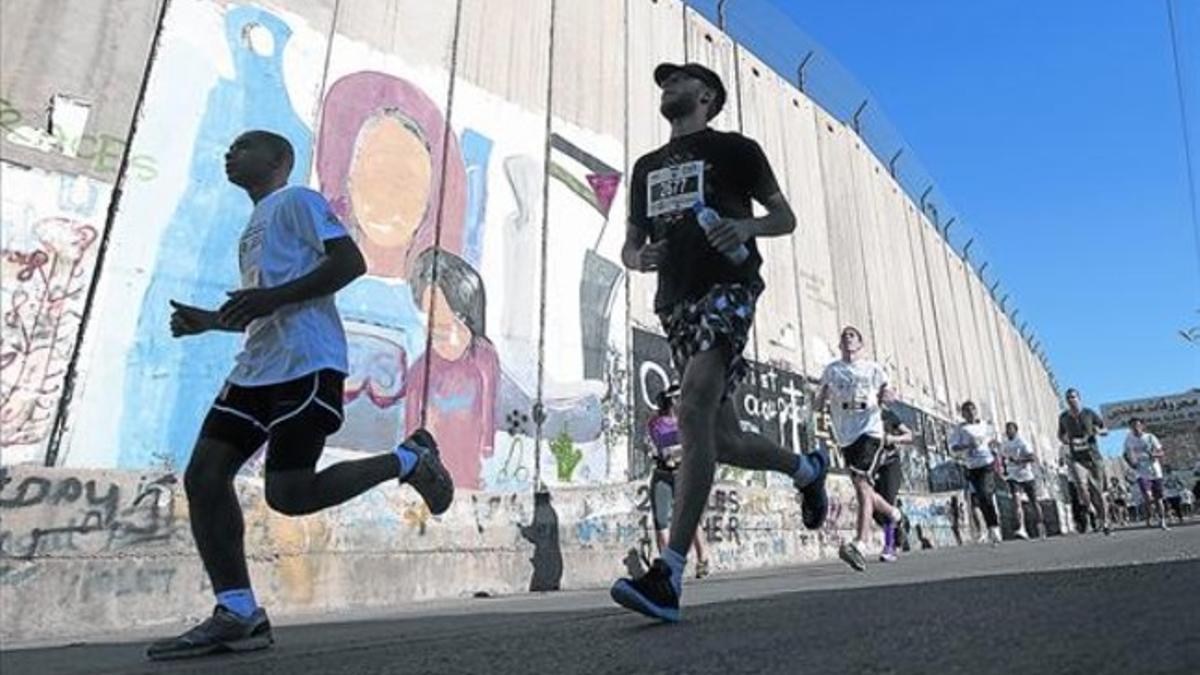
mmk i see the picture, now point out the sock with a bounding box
[791,453,817,487]
[662,547,687,595]
[216,588,258,619]
[393,442,420,481]
[882,524,895,553]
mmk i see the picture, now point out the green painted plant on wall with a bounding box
[550,430,583,482]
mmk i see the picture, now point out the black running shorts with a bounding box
[199,369,345,471]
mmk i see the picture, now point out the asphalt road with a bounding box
[5,521,1199,675]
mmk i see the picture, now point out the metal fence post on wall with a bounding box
[796,50,814,92]
[889,148,903,178]
[851,99,868,134]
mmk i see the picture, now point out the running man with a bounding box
[147,131,454,660]
[1001,421,1044,539]
[610,62,829,622]
[646,384,710,578]
[1057,388,1111,535]
[874,399,914,562]
[814,326,904,571]
[950,401,1002,546]
[1123,417,1167,529]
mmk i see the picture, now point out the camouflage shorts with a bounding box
[659,282,763,399]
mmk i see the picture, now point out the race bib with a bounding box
[647,161,705,218]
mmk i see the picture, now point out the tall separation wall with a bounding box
[1,0,1066,642]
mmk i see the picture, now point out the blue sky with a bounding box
[728,1,1200,451]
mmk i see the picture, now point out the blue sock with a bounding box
[662,547,687,595]
[393,442,420,481]
[216,588,257,619]
[792,453,817,487]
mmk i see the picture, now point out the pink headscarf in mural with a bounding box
[316,70,466,277]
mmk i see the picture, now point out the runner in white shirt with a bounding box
[1001,422,1044,539]
[949,401,1003,546]
[1123,417,1168,530]
[814,325,903,571]
[148,131,454,661]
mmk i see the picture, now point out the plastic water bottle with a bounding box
[693,201,749,264]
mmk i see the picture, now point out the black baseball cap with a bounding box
[654,62,727,120]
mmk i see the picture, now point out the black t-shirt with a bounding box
[629,129,781,312]
[1058,407,1104,456]
[881,407,905,461]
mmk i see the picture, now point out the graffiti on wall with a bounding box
[1,163,111,464]
[0,467,179,561]
[630,328,814,484]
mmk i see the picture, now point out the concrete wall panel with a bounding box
[737,51,802,372]
[782,92,839,376]
[543,0,630,486]
[625,0,685,335]
[903,202,948,414]
[683,8,739,132]
[854,148,903,387]
[0,0,166,183]
[815,111,871,358]
[456,0,553,112]
[923,223,966,409]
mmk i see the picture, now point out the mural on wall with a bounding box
[1,164,111,465]
[47,1,1058,490]
[116,7,314,470]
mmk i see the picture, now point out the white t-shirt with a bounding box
[820,358,887,448]
[1002,436,1036,483]
[950,421,997,470]
[228,186,350,386]
[1123,432,1164,480]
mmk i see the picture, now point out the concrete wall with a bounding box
[2,0,1065,642]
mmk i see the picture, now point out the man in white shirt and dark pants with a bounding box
[814,325,903,571]
[950,401,1003,546]
[147,131,455,661]
[1123,417,1168,530]
[1002,421,1044,539]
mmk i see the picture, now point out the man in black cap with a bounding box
[610,62,829,622]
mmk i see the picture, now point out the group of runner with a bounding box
[145,61,1179,660]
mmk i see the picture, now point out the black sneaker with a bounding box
[610,559,680,622]
[796,449,830,529]
[400,429,454,515]
[146,605,272,661]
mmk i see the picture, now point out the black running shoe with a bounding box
[146,605,272,661]
[400,428,454,515]
[610,559,680,622]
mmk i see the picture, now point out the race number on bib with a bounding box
[647,161,705,218]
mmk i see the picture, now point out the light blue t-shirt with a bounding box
[228,186,350,386]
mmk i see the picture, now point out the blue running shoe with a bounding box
[146,605,272,661]
[610,559,680,623]
[797,449,830,529]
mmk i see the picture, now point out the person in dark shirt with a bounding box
[610,62,829,623]
[1057,388,1111,535]
[874,404,914,562]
